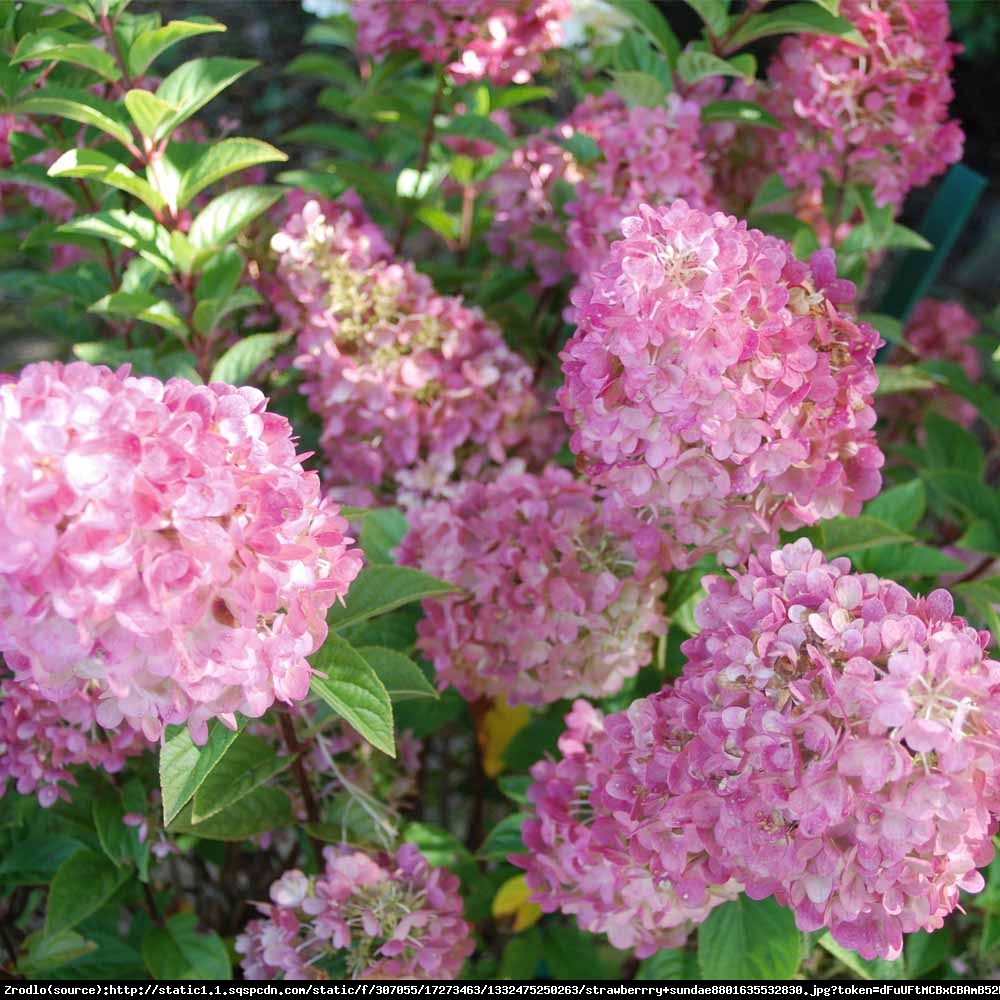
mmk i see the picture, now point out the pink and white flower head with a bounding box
[766,0,963,208]
[559,200,884,568]
[486,91,711,292]
[0,362,363,743]
[271,197,557,508]
[397,466,666,705]
[678,538,1000,959]
[0,666,151,807]
[236,843,474,980]
[516,697,741,955]
[352,0,567,85]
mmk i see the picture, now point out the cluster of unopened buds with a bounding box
[519,540,1000,960]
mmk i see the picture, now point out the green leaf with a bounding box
[155,57,257,135]
[864,480,925,532]
[922,471,1000,524]
[698,896,801,980]
[542,923,618,980]
[806,515,913,558]
[700,99,779,127]
[159,719,243,826]
[48,148,165,212]
[89,291,186,335]
[310,632,395,757]
[605,0,680,65]
[500,929,542,980]
[14,87,134,146]
[637,948,700,980]
[190,732,291,823]
[17,931,97,977]
[194,245,242,302]
[725,3,861,49]
[492,85,553,109]
[443,114,512,149]
[479,813,527,860]
[192,284,262,335]
[819,933,905,979]
[188,185,283,250]
[677,50,755,84]
[123,89,176,140]
[209,331,286,385]
[175,138,286,208]
[0,836,84,885]
[92,790,148,874]
[127,18,226,76]
[142,913,231,981]
[356,646,437,702]
[854,543,965,579]
[502,714,564,771]
[46,850,127,936]
[167,787,292,841]
[859,311,903,346]
[359,507,408,565]
[924,412,984,476]
[327,565,457,631]
[918,360,1000,429]
[13,29,119,80]
[609,69,669,107]
[57,210,173,273]
[874,363,937,395]
[683,0,730,35]
[497,774,531,806]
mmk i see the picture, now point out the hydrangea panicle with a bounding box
[559,200,883,568]
[516,697,741,955]
[397,466,666,705]
[270,196,559,507]
[0,362,363,743]
[236,843,473,980]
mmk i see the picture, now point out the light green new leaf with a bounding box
[89,291,186,336]
[14,87,135,147]
[605,0,680,65]
[46,850,127,936]
[16,931,96,978]
[310,632,395,757]
[142,914,231,981]
[128,19,226,76]
[13,29,119,80]
[123,90,176,140]
[48,148,165,213]
[609,70,669,107]
[58,210,173,273]
[865,480,925,533]
[356,646,438,703]
[188,185,284,250]
[159,718,243,826]
[677,50,755,84]
[175,138,286,208]
[192,286,262,336]
[725,2,861,49]
[327,564,458,631]
[819,933,905,980]
[698,896,801,980]
[155,57,257,135]
[209,331,286,385]
[700,99,779,127]
[190,732,291,822]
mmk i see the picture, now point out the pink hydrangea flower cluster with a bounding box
[0,667,151,807]
[766,0,963,208]
[486,92,711,291]
[351,0,567,84]
[520,540,1000,960]
[0,362,363,743]
[881,297,982,430]
[271,196,557,507]
[517,698,741,956]
[559,200,884,568]
[397,466,666,706]
[236,843,474,980]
